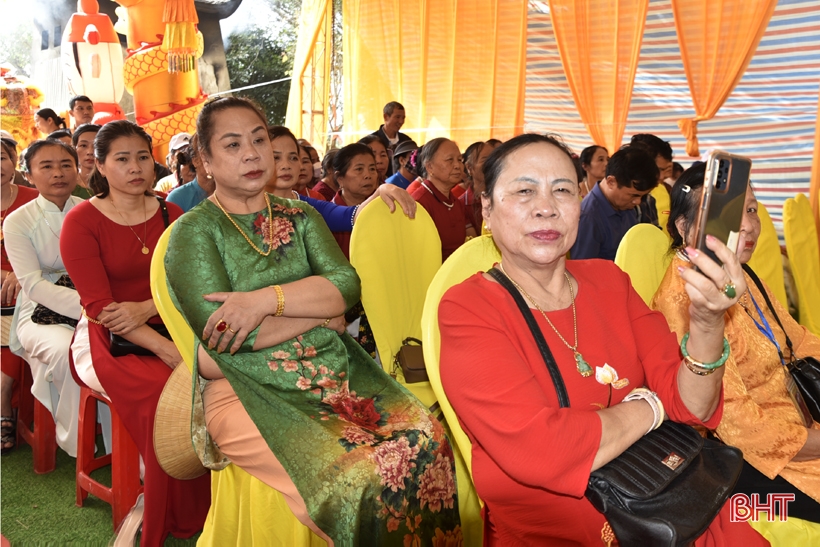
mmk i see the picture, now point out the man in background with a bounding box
[570,146,659,261]
[68,95,94,128]
[370,101,412,177]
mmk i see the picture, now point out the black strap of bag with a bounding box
[488,266,742,546]
[742,264,794,356]
[742,264,820,423]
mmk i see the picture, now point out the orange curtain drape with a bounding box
[342,0,528,146]
[547,0,649,155]
[810,80,820,246]
[671,0,777,157]
[285,0,333,153]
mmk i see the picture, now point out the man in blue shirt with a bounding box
[385,140,418,189]
[570,146,659,260]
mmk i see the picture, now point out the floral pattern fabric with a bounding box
[165,194,461,545]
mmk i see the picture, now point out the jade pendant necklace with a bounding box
[498,263,592,377]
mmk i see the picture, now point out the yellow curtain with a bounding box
[810,80,820,248]
[547,0,649,155]
[285,0,333,153]
[671,0,777,157]
[342,0,527,146]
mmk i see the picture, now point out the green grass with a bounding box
[1,443,199,546]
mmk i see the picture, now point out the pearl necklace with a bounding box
[421,181,454,210]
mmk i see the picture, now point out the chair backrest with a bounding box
[349,200,442,371]
[747,202,788,309]
[614,224,673,305]
[150,221,196,373]
[651,184,672,240]
[783,194,820,335]
[421,235,502,483]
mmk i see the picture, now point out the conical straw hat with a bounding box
[154,363,207,480]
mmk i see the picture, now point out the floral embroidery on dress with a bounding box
[267,338,459,541]
[251,203,304,256]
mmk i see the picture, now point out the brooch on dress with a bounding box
[593,364,630,408]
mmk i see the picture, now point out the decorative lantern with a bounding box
[61,0,126,122]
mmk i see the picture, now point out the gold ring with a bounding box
[722,281,737,299]
[215,320,228,333]
[227,326,236,333]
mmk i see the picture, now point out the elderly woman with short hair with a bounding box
[438,133,768,545]
[410,137,477,260]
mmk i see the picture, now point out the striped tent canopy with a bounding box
[525,0,820,239]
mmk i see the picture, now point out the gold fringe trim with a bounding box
[162,22,198,73]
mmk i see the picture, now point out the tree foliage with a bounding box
[0,21,33,76]
[225,27,293,125]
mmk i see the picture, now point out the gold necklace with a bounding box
[213,192,274,256]
[498,263,592,377]
[110,196,150,254]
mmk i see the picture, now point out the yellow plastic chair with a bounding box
[421,234,504,546]
[614,224,674,305]
[151,223,324,547]
[651,184,672,240]
[747,202,788,309]
[783,194,820,336]
[750,515,820,546]
[349,200,442,407]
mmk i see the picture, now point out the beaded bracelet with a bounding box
[272,285,285,317]
[321,318,331,327]
[680,332,730,371]
[82,308,103,325]
[623,388,665,435]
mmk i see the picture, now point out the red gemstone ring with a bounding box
[215,320,228,333]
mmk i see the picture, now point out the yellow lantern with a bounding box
[115,0,206,162]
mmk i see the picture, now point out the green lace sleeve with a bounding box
[300,203,361,310]
[164,213,261,352]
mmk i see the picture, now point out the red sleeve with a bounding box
[439,276,603,498]
[60,201,115,318]
[613,262,724,429]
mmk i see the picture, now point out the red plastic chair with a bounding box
[75,385,143,528]
[5,348,57,474]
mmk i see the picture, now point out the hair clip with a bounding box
[681,185,691,193]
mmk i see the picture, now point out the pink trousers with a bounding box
[203,378,333,546]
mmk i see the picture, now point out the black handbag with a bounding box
[110,323,172,357]
[30,274,78,328]
[488,267,743,547]
[743,264,820,422]
[108,197,172,358]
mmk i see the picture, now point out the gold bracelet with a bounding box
[683,356,716,376]
[82,308,103,325]
[321,318,331,327]
[272,285,285,317]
